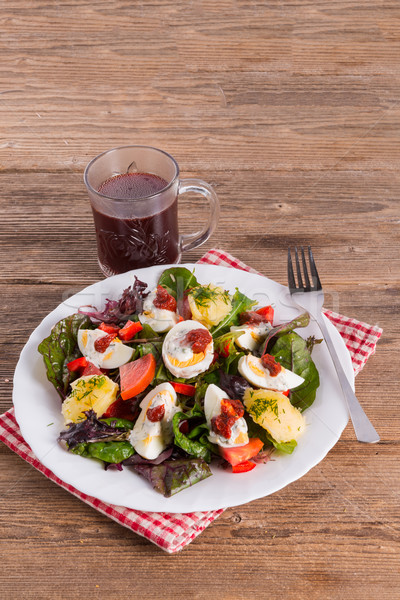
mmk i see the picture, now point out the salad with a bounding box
[38,267,320,498]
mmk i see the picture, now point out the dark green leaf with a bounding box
[71,440,135,463]
[172,411,211,462]
[269,332,320,412]
[137,340,163,361]
[139,323,160,339]
[306,335,323,354]
[132,458,212,497]
[261,313,310,355]
[158,267,198,299]
[38,314,93,400]
[100,417,134,430]
[211,289,256,337]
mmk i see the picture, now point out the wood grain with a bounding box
[1,1,399,598]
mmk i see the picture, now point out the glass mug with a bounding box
[84,145,219,276]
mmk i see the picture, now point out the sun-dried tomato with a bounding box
[261,353,282,376]
[211,398,244,439]
[147,404,165,422]
[239,311,265,326]
[94,333,118,353]
[182,328,212,353]
[153,285,177,312]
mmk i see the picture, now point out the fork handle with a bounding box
[313,312,380,443]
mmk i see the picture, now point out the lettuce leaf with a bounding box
[131,458,212,497]
[211,289,256,337]
[261,312,310,356]
[71,440,135,463]
[158,267,198,299]
[58,410,132,449]
[172,410,211,462]
[38,313,92,400]
[269,332,320,412]
[78,277,148,324]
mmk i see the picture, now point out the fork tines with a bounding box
[288,246,322,292]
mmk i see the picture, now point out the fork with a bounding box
[287,246,380,443]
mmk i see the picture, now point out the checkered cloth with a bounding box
[0,249,382,553]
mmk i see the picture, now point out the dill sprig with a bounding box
[250,397,280,421]
[190,284,230,308]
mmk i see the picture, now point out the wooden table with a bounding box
[1,1,399,597]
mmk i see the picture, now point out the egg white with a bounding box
[130,383,180,460]
[230,321,272,352]
[204,384,249,448]
[139,289,179,333]
[238,355,304,391]
[162,320,214,379]
[77,329,133,369]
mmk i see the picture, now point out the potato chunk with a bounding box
[62,374,119,424]
[243,388,305,444]
[188,284,232,329]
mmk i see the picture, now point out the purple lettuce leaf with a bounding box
[131,458,212,497]
[79,276,149,324]
[104,462,124,471]
[123,447,173,466]
[58,410,130,449]
[219,370,249,400]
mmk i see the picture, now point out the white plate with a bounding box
[13,263,351,513]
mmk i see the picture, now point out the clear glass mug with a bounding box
[84,145,219,277]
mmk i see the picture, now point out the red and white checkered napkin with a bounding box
[0,249,383,553]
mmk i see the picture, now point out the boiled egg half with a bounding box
[130,383,180,460]
[77,329,133,369]
[230,321,272,352]
[162,320,214,379]
[238,355,304,391]
[204,384,249,448]
[139,288,179,333]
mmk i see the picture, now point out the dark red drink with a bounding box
[92,172,180,275]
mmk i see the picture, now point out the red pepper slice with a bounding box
[118,320,143,341]
[98,322,120,334]
[219,340,233,358]
[282,389,290,397]
[170,382,196,397]
[67,357,88,372]
[255,305,274,324]
[232,460,256,474]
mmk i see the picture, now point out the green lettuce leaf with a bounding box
[100,417,135,430]
[211,289,256,337]
[71,440,135,463]
[158,267,198,299]
[131,458,212,497]
[172,410,211,462]
[269,331,320,412]
[38,313,92,400]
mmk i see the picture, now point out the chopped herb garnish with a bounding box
[190,285,230,308]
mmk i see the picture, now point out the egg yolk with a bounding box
[248,358,268,378]
[168,352,206,369]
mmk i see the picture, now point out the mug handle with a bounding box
[178,178,220,252]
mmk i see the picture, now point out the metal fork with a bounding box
[287,246,380,443]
